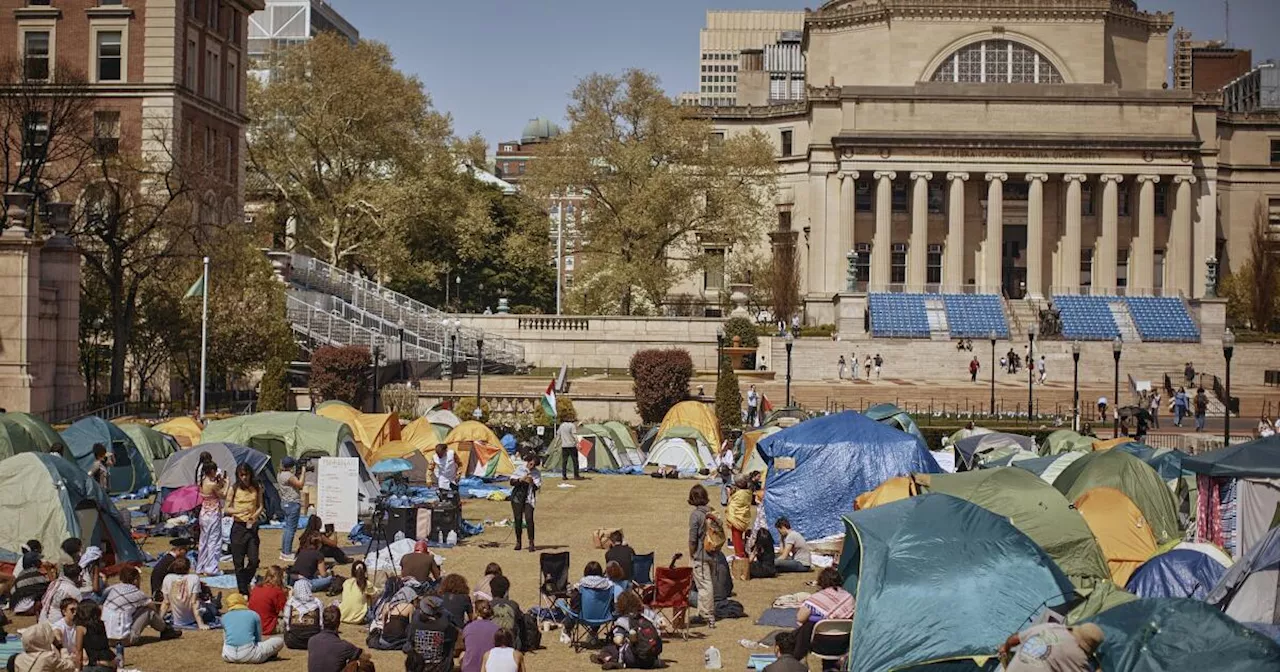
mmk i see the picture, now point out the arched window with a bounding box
[930,39,1063,84]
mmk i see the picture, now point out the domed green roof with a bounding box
[521,118,562,143]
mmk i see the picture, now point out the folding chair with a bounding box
[564,585,615,652]
[631,552,655,587]
[810,619,853,669]
[537,551,570,612]
[647,565,693,640]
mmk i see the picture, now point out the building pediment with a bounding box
[807,0,1171,32]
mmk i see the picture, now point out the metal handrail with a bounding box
[287,296,437,362]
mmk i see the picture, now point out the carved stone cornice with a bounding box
[808,1,1172,33]
[946,172,970,182]
[874,171,897,181]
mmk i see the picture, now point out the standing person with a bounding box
[196,461,226,576]
[102,566,180,644]
[556,417,580,481]
[873,354,883,379]
[226,464,265,596]
[1194,387,1209,432]
[725,476,753,559]
[1037,356,1047,384]
[774,518,812,573]
[969,356,980,383]
[791,315,800,335]
[87,445,113,494]
[686,484,716,629]
[849,352,858,380]
[1173,387,1189,427]
[837,355,846,381]
[998,622,1104,672]
[222,592,285,664]
[1184,362,1196,386]
[746,385,759,427]
[863,355,872,379]
[277,457,304,562]
[1148,391,1162,429]
[716,442,735,507]
[1097,395,1108,423]
[428,442,463,536]
[508,452,541,553]
[308,605,370,672]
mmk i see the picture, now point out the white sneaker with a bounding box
[279,553,295,562]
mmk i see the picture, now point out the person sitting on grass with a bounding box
[478,628,525,672]
[308,605,372,672]
[299,516,350,565]
[456,598,499,672]
[10,550,51,616]
[603,532,634,582]
[774,518,812,573]
[221,592,285,664]
[282,579,324,650]
[69,600,116,672]
[591,591,661,670]
[487,576,524,653]
[38,565,84,625]
[473,563,503,600]
[402,596,460,672]
[340,560,374,625]
[792,567,854,666]
[400,540,441,586]
[749,528,777,579]
[11,621,76,672]
[102,565,181,644]
[158,555,216,630]
[437,573,474,630]
[762,630,806,672]
[49,597,78,651]
[290,536,332,592]
[248,566,289,636]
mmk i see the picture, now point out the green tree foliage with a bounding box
[532,396,578,427]
[257,354,290,412]
[1222,200,1279,332]
[525,69,778,314]
[628,349,694,423]
[715,356,742,431]
[310,345,371,407]
[454,397,491,424]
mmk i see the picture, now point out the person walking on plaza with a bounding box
[1184,362,1196,386]
[873,354,883,379]
[849,352,858,380]
[509,452,541,553]
[226,464,266,596]
[686,485,716,629]
[1097,395,1108,423]
[863,355,872,379]
[746,385,759,427]
[716,442,735,506]
[1194,388,1209,432]
[969,356,980,383]
[837,355,846,381]
[1173,387,1189,427]
[1037,356,1046,384]
[556,417,580,480]
[1148,391,1161,429]
[278,457,304,562]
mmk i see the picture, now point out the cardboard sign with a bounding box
[317,457,360,533]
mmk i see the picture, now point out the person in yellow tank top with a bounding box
[339,561,373,625]
[225,464,265,596]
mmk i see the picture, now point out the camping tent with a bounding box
[656,401,722,450]
[1093,436,1135,452]
[644,430,716,472]
[952,432,1037,470]
[153,417,203,448]
[463,442,516,479]
[863,403,926,445]
[1010,452,1086,484]
[600,423,643,467]
[737,426,780,476]
[154,442,283,521]
[542,424,625,472]
[756,411,940,540]
[1053,449,1182,544]
[0,412,66,457]
[945,425,992,446]
[1126,548,1229,600]
[425,409,461,436]
[1085,598,1280,672]
[1207,524,1280,625]
[117,424,178,474]
[0,453,144,563]
[1184,436,1280,559]
[60,417,152,495]
[367,440,423,467]
[838,494,1076,672]
[315,405,402,462]
[400,418,442,452]
[444,421,502,450]
[1043,429,1096,455]
[854,476,916,511]
[1075,487,1159,586]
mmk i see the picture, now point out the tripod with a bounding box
[362,498,396,586]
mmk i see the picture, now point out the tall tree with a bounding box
[1222,200,1280,332]
[525,69,777,315]
[0,59,94,216]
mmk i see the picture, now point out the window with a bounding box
[99,0,124,5]
[24,31,50,81]
[928,182,945,214]
[229,10,239,43]
[931,39,1064,84]
[206,49,220,100]
[778,210,792,231]
[855,180,873,212]
[780,129,792,157]
[1117,248,1129,288]
[96,31,123,82]
[927,245,943,285]
[22,113,48,163]
[853,243,871,284]
[225,60,237,109]
[891,181,908,213]
[207,0,220,30]
[93,111,120,157]
[704,248,726,291]
[204,127,215,165]
[1081,183,1095,216]
[224,136,233,180]
[564,256,575,271]
[1271,140,1280,165]
[186,38,198,89]
[1155,183,1169,216]
[710,131,724,146]
[1080,248,1093,288]
[1117,183,1131,217]
[891,244,907,284]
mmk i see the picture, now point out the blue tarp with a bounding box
[1184,435,1280,479]
[1113,443,1190,482]
[1126,549,1227,600]
[1086,598,1280,672]
[501,434,517,453]
[60,417,152,495]
[758,411,941,540]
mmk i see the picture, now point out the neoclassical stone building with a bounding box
[705,0,1275,328]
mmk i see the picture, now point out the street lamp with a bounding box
[476,337,485,411]
[1112,337,1123,438]
[371,342,380,413]
[444,319,459,392]
[1223,329,1235,445]
[396,320,405,383]
[784,332,795,407]
[989,331,997,416]
[1072,341,1082,432]
[1027,323,1038,423]
[716,326,726,390]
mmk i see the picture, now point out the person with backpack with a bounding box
[592,591,661,670]
[1194,387,1209,432]
[687,484,719,629]
[486,576,526,653]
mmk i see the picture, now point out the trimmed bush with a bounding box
[257,355,290,412]
[454,397,492,423]
[715,356,742,430]
[310,345,371,407]
[722,316,759,348]
[380,384,420,420]
[628,348,694,424]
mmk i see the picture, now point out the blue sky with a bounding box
[329,0,1280,146]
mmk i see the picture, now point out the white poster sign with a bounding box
[317,457,360,533]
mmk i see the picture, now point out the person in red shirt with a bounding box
[248,566,289,635]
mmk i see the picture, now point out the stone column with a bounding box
[806,173,826,295]
[1194,177,1217,300]
[1168,175,1196,296]
[1097,174,1124,293]
[872,171,896,289]
[908,171,933,289]
[840,172,857,255]
[984,173,1008,293]
[825,172,842,293]
[1133,175,1160,294]
[945,172,969,291]
[1061,175,1087,294]
[1025,173,1048,300]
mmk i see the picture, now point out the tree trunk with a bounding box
[107,277,139,403]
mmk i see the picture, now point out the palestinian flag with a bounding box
[761,394,775,414]
[542,380,557,419]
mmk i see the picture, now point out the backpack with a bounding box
[520,610,541,652]
[703,511,727,554]
[631,616,663,664]
[491,600,519,643]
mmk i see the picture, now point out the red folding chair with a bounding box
[646,565,693,640]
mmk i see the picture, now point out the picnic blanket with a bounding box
[755,607,798,628]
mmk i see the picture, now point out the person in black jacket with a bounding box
[150,538,192,601]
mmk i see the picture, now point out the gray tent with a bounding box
[953,432,1037,470]
[1208,524,1280,626]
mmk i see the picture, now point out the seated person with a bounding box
[248,566,289,635]
[290,537,332,592]
[487,576,526,653]
[792,567,855,664]
[368,579,419,651]
[150,538,192,602]
[400,540,442,586]
[603,531,634,581]
[592,591,660,670]
[437,574,474,630]
[402,596,460,670]
[49,597,79,650]
[299,516,349,565]
[11,621,76,672]
[11,550,52,616]
[474,563,503,599]
[308,605,371,672]
[221,592,285,664]
[762,630,806,672]
[102,566,181,644]
[774,518,812,573]
[604,561,630,599]
[478,629,525,672]
[70,601,116,672]
[39,564,84,624]
[564,561,613,614]
[339,561,374,625]
[455,599,499,672]
[282,579,324,650]
[749,529,778,579]
[159,556,216,630]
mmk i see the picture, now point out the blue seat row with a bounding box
[1052,295,1120,340]
[1124,296,1200,342]
[868,293,929,338]
[943,294,1009,339]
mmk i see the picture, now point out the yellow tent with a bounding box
[464,442,516,478]
[855,475,918,510]
[444,421,502,448]
[401,417,443,452]
[315,405,402,462]
[1074,487,1158,586]
[1091,437,1132,452]
[657,401,723,449]
[153,417,203,448]
[368,440,423,466]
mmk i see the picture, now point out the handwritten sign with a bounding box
[317,457,360,533]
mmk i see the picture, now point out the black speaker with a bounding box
[385,507,419,540]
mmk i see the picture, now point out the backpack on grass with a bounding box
[631,616,663,665]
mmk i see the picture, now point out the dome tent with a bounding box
[0,453,144,564]
[1043,429,1096,455]
[655,401,722,450]
[116,423,179,474]
[315,404,402,462]
[1085,598,1280,672]
[545,424,626,473]
[863,403,926,445]
[644,428,716,472]
[154,442,283,522]
[400,418,443,452]
[952,432,1037,470]
[1075,487,1159,586]
[1207,524,1280,626]
[153,416,203,448]
[0,412,66,457]
[1126,548,1228,601]
[1010,451,1085,484]
[60,417,152,495]
[1053,449,1182,545]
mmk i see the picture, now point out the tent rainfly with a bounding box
[60,417,152,495]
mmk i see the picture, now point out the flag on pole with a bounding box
[183,273,205,299]
[761,393,774,414]
[541,380,557,419]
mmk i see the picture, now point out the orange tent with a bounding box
[154,417,203,448]
[855,476,918,510]
[1074,487,1158,585]
[1091,437,1132,452]
[315,405,402,462]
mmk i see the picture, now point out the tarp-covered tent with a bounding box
[400,418,443,452]
[0,412,66,457]
[0,453,144,563]
[1011,452,1086,485]
[656,401,722,450]
[838,494,1076,672]
[863,403,926,445]
[60,417,152,495]
[153,417,203,448]
[1043,429,1096,455]
[315,405,402,462]
[1185,436,1280,559]
[1184,436,1280,479]
[463,442,516,479]
[154,442,283,521]
[117,424,178,474]
[952,432,1037,470]
[1085,598,1280,672]
[757,411,940,540]
[1075,487,1159,586]
[1126,548,1228,600]
[1054,449,1182,544]
[1207,524,1280,625]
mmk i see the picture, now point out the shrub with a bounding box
[715,356,742,431]
[309,345,371,406]
[722,316,759,348]
[257,355,290,412]
[454,397,492,423]
[628,348,694,424]
[533,396,578,426]
[380,384,420,420]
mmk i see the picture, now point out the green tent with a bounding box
[314,399,355,412]
[202,412,359,466]
[545,424,624,473]
[864,403,927,445]
[60,417,152,495]
[1010,452,1087,484]
[117,424,178,474]
[0,412,66,459]
[1053,449,1183,545]
[1043,429,1096,455]
[603,421,640,453]
[838,494,1076,672]
[1085,598,1280,672]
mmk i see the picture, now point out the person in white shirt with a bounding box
[746,385,760,426]
[428,442,463,541]
[716,442,736,506]
[1037,356,1047,384]
[557,419,581,480]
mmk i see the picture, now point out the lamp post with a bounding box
[989,331,997,416]
[371,342,380,413]
[1072,341,1082,432]
[476,337,485,411]
[784,332,794,407]
[396,320,405,383]
[1112,337,1123,438]
[445,319,459,392]
[716,327,725,390]
[1027,324,1037,423]
[1223,329,1235,446]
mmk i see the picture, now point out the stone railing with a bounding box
[517,317,591,331]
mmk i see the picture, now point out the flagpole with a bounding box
[199,256,209,420]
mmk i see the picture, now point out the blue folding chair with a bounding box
[565,585,616,652]
[632,552,655,587]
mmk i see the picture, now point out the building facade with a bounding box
[697,10,805,106]
[703,0,1277,327]
[247,0,356,81]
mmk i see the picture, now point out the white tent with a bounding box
[645,437,715,471]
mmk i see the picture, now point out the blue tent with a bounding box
[1086,598,1280,672]
[60,417,152,495]
[838,494,1075,672]
[1126,549,1227,600]
[757,411,940,540]
[501,433,517,454]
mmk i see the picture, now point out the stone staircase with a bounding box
[1108,300,1142,343]
[924,298,950,340]
[1007,299,1038,340]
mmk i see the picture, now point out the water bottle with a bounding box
[115,642,125,670]
[446,530,458,546]
[704,645,722,669]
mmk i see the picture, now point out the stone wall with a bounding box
[458,315,724,370]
